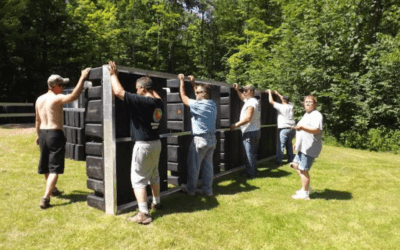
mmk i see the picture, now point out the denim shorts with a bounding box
[293,151,315,171]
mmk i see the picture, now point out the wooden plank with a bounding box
[220,119,230,128]
[167,162,179,172]
[74,144,85,161]
[167,145,179,163]
[85,142,103,157]
[87,86,102,100]
[87,194,105,211]
[87,178,104,194]
[0,103,34,106]
[76,128,85,145]
[86,100,103,123]
[220,105,230,119]
[167,103,185,120]
[88,67,103,81]
[86,156,104,180]
[220,97,230,104]
[168,176,179,186]
[68,110,75,127]
[166,93,181,103]
[167,121,184,131]
[85,124,103,139]
[0,113,35,118]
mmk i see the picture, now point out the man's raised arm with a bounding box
[267,89,275,105]
[60,68,91,104]
[108,61,125,100]
[179,74,190,106]
[233,83,245,101]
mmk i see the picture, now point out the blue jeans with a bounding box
[276,128,295,163]
[242,130,260,177]
[187,134,217,194]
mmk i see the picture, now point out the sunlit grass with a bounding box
[1,126,400,249]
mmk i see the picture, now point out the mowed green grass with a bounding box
[1,126,400,250]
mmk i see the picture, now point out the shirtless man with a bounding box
[35,68,91,209]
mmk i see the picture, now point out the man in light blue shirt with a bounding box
[179,74,217,196]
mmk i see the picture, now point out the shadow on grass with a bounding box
[311,189,352,200]
[152,174,262,220]
[214,175,260,195]
[52,190,91,207]
[257,167,292,179]
[152,193,220,220]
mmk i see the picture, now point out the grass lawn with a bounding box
[1,125,400,250]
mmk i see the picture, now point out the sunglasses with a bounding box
[196,91,205,94]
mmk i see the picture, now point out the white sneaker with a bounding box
[180,184,195,196]
[292,190,310,200]
[296,187,313,195]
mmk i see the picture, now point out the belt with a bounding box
[280,127,293,130]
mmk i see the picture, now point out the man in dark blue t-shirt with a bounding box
[109,61,164,225]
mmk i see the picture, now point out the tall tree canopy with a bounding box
[0,0,399,150]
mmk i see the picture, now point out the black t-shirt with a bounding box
[124,92,164,141]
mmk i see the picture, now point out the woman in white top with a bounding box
[290,95,323,200]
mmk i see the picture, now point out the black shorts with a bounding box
[38,129,66,174]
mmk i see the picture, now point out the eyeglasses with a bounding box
[196,91,205,95]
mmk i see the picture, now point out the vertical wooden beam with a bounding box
[102,64,117,215]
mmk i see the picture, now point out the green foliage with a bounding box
[226,0,400,151]
[340,127,400,154]
[0,0,399,153]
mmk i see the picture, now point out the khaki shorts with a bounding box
[131,140,161,189]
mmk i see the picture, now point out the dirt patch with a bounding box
[0,123,36,136]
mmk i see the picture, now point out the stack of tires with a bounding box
[63,108,85,161]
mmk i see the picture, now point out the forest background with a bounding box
[1,0,399,152]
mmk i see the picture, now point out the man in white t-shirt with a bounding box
[230,84,261,178]
[267,89,296,166]
[290,95,323,200]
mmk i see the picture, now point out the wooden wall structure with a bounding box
[83,65,278,215]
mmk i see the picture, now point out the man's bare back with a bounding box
[35,68,91,145]
[36,93,66,130]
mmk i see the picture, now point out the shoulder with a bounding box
[311,110,323,118]
[204,99,216,106]
[249,98,259,108]
[155,97,164,106]
[124,91,136,99]
[36,94,45,103]
[273,102,282,108]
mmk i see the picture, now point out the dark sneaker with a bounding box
[149,203,163,211]
[40,197,51,209]
[180,184,195,196]
[52,187,64,196]
[239,171,254,179]
[127,212,153,225]
[195,189,213,196]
